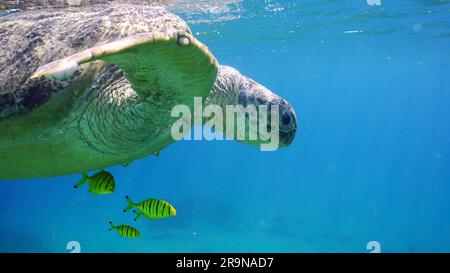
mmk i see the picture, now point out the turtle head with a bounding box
[207,65,297,149]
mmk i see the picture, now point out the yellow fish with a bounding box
[123,195,176,221]
[74,170,115,195]
[108,221,140,238]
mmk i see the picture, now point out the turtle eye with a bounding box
[281,111,291,126]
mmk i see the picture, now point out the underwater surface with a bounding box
[1,0,450,252]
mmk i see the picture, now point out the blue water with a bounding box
[1,0,450,253]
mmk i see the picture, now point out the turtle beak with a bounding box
[280,128,297,147]
[278,99,297,147]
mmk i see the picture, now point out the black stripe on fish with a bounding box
[163,202,168,216]
[105,175,113,190]
[149,199,155,217]
[129,227,133,238]
[102,174,113,191]
[156,201,161,217]
[96,172,107,184]
[146,200,153,215]
[153,200,158,218]
[158,201,164,217]
[140,201,147,215]
[141,200,150,215]
[93,173,105,192]
[157,201,161,217]
[97,173,110,191]
[155,200,161,217]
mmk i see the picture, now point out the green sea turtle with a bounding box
[0,4,297,180]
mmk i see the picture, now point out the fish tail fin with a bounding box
[108,221,115,231]
[134,212,144,222]
[74,172,89,189]
[123,195,136,212]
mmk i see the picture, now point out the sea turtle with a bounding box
[0,4,297,180]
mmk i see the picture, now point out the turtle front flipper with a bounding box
[31,30,218,101]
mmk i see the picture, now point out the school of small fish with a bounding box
[74,169,177,239]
